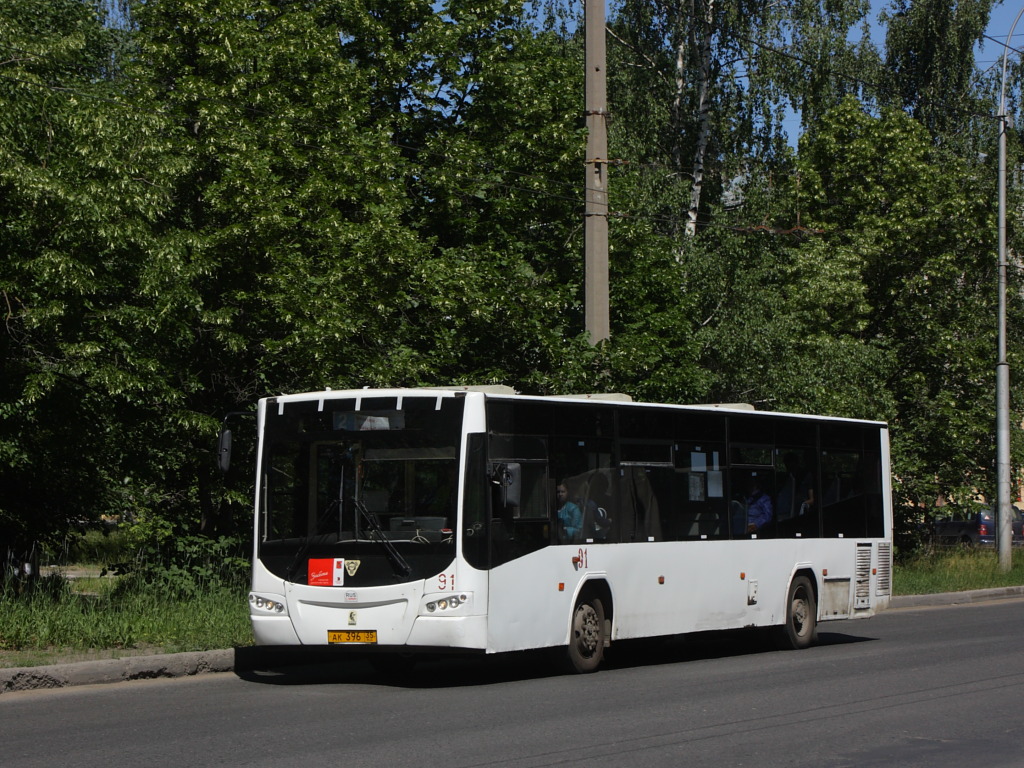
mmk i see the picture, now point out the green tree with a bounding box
[402,6,599,391]
[881,0,994,138]
[118,0,603,543]
[114,0,444,539]
[799,96,1003,511]
[605,0,875,240]
[0,0,167,558]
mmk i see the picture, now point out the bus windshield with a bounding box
[257,394,465,586]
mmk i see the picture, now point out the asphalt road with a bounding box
[4,599,1024,768]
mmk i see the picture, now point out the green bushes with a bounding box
[0,532,252,663]
[110,535,250,600]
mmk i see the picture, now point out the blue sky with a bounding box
[774,0,1024,144]
[981,1,1024,64]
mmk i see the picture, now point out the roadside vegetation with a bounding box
[0,530,252,668]
[895,547,1024,596]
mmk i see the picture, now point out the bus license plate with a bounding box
[327,630,377,644]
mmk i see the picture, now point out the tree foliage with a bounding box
[799,96,1005,509]
[1,0,1022,560]
[0,0,168,553]
[882,0,994,137]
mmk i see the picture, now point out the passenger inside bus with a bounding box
[734,475,773,536]
[581,471,614,541]
[556,482,583,543]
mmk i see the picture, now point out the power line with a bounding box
[983,34,1024,57]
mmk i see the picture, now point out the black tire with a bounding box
[775,575,817,650]
[566,595,606,673]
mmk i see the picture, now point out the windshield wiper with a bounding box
[354,498,412,578]
[285,498,340,582]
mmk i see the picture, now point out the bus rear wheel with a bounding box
[566,595,605,673]
[775,575,817,650]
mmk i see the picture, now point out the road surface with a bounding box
[4,599,1023,767]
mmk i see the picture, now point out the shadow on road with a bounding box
[233,628,876,689]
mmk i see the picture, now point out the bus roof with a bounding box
[260,386,887,427]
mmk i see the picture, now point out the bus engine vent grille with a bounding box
[855,543,872,608]
[876,542,892,596]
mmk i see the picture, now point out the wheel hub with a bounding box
[574,604,600,655]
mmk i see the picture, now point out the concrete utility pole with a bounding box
[996,8,1024,572]
[584,0,609,344]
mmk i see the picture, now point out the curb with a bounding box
[889,584,1024,609]
[0,649,235,695]
[4,587,1024,694]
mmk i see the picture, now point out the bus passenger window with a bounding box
[821,450,866,537]
[579,470,615,542]
[775,449,820,538]
[616,466,667,542]
[671,444,726,540]
[729,470,775,539]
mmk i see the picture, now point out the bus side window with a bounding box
[729,468,776,539]
[489,460,551,565]
[821,450,858,536]
[491,462,522,515]
[670,444,727,540]
[774,448,820,539]
[863,449,885,537]
[633,466,667,541]
[578,469,616,543]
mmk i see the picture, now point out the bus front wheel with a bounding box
[566,595,606,673]
[775,575,817,650]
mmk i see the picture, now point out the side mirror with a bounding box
[502,463,521,513]
[217,428,233,474]
[491,462,522,517]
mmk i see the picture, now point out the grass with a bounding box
[0,570,253,669]
[1,528,253,668]
[894,546,1024,595]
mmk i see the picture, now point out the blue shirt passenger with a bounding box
[556,483,583,542]
[745,485,773,533]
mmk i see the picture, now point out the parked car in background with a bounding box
[931,505,1024,547]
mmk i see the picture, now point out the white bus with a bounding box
[248,386,892,672]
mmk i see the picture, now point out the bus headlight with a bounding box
[423,593,470,614]
[249,592,288,615]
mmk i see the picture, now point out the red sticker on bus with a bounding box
[308,558,345,586]
[308,559,334,586]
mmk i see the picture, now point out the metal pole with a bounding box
[996,8,1024,572]
[584,0,609,344]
